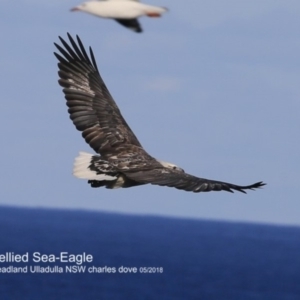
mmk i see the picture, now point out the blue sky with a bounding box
[1,0,299,225]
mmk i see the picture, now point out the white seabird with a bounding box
[71,0,168,33]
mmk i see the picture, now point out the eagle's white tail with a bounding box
[73,152,117,181]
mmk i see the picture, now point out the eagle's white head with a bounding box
[157,160,185,173]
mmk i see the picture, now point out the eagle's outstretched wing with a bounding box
[115,18,142,33]
[54,33,142,154]
[125,168,265,193]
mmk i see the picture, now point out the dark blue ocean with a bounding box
[0,206,299,300]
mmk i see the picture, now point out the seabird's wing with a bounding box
[125,168,266,193]
[54,33,142,154]
[115,18,142,33]
[108,0,140,1]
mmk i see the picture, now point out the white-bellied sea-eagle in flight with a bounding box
[54,34,265,194]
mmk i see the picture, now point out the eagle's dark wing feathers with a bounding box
[54,33,142,154]
[125,169,265,193]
